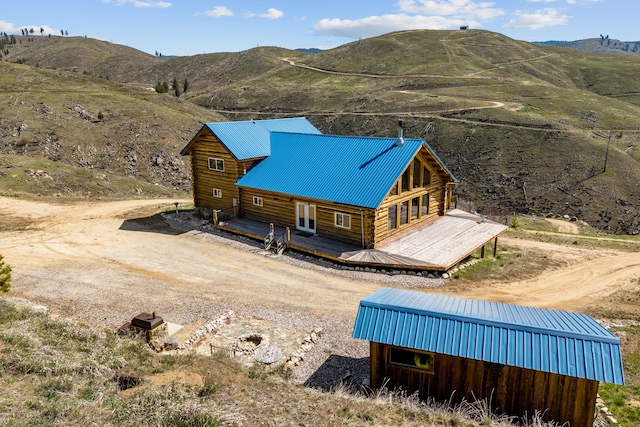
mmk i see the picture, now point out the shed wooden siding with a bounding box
[187,129,254,215]
[240,188,376,247]
[374,152,447,246]
[370,342,599,427]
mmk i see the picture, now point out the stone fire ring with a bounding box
[254,347,282,364]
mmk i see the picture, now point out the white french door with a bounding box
[296,202,316,233]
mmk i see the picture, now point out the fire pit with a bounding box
[231,333,267,356]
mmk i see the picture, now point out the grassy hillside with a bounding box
[0,60,224,198]
[3,30,640,233]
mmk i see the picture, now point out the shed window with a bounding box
[213,188,222,198]
[389,347,434,374]
[208,158,225,172]
[388,205,397,230]
[335,213,351,229]
[253,196,263,206]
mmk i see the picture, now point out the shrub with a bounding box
[0,253,11,293]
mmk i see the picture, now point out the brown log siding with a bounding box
[370,342,598,427]
[240,188,376,247]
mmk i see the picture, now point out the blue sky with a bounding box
[1,0,635,56]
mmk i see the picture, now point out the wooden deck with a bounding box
[218,209,508,271]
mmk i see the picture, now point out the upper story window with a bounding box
[335,212,351,229]
[208,158,225,172]
[423,165,431,186]
[253,196,263,206]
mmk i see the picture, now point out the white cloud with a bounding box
[204,6,233,18]
[504,8,569,30]
[259,8,284,19]
[103,0,171,8]
[0,21,58,35]
[397,0,504,19]
[315,13,469,39]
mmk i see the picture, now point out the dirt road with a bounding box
[1,197,639,330]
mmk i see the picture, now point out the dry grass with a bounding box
[0,300,564,427]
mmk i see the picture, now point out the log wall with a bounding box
[186,129,256,216]
[370,342,598,427]
[240,188,376,247]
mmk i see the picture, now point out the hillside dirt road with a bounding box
[1,197,639,333]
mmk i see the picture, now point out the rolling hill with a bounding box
[2,30,639,234]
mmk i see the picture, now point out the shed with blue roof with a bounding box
[352,287,624,426]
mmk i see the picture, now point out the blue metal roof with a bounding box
[353,288,624,384]
[236,132,450,209]
[204,118,321,160]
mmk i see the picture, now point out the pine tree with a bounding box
[172,76,180,97]
[183,77,189,93]
[0,254,11,293]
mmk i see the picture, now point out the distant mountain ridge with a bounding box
[535,37,640,56]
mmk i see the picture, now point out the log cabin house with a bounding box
[353,288,625,426]
[181,118,508,271]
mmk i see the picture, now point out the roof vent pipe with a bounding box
[396,119,405,147]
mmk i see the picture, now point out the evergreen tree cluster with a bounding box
[155,77,189,97]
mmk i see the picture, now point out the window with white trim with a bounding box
[212,188,222,198]
[253,196,263,206]
[208,158,225,172]
[335,212,351,229]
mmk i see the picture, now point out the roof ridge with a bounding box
[360,297,619,345]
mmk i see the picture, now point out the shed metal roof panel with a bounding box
[352,288,624,384]
[236,132,429,209]
[205,117,321,160]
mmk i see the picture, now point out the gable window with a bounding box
[389,347,435,374]
[389,182,398,197]
[253,196,263,206]
[422,194,430,216]
[411,197,420,219]
[413,161,422,189]
[400,201,409,225]
[388,205,397,230]
[422,166,431,187]
[401,168,410,192]
[208,158,225,172]
[213,188,222,198]
[335,212,351,229]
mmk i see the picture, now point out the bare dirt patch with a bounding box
[2,197,640,385]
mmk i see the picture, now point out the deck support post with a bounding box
[212,210,218,228]
[481,245,486,259]
[493,237,498,258]
[286,227,291,245]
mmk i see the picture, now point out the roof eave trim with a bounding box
[358,300,621,345]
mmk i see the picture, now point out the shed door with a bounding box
[296,202,316,234]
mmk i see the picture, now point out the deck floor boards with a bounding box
[219,209,507,270]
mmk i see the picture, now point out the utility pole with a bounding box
[603,130,612,172]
